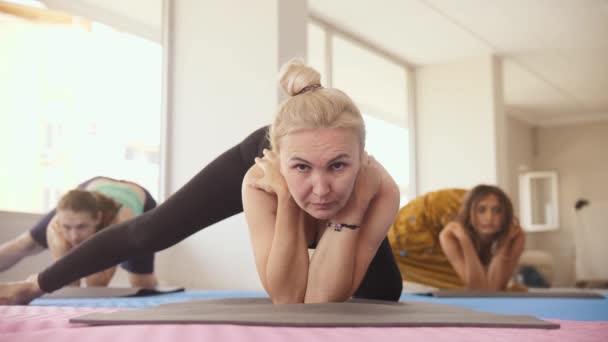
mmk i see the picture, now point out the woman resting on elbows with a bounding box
[0,59,402,305]
[46,189,123,287]
[439,185,525,290]
[0,176,158,288]
[389,185,525,290]
[46,189,155,287]
[243,59,401,303]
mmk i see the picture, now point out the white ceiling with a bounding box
[40,0,162,42]
[309,0,608,125]
[33,0,608,126]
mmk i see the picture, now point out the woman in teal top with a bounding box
[0,176,158,288]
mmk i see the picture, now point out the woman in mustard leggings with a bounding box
[389,185,525,290]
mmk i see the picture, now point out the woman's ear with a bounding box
[361,150,369,163]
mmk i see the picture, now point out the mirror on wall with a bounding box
[519,171,559,232]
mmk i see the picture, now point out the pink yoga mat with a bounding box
[1,306,607,342]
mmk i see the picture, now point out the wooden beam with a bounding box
[0,1,72,25]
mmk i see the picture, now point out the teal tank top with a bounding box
[92,183,144,216]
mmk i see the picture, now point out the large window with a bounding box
[0,4,161,213]
[308,20,413,205]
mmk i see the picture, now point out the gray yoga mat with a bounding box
[70,297,559,329]
[42,286,184,299]
[419,290,604,298]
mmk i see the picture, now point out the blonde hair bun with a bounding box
[278,58,321,97]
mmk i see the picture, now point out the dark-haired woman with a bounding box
[389,185,525,290]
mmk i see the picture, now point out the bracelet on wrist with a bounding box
[326,221,359,232]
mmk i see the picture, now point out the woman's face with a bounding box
[279,127,361,220]
[57,209,100,247]
[470,193,505,240]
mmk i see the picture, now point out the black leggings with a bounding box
[29,177,157,274]
[38,126,402,300]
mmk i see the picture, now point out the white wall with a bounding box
[526,121,608,286]
[505,116,536,218]
[415,56,506,194]
[156,0,307,290]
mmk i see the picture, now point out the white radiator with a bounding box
[574,201,608,281]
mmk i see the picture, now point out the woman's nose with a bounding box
[68,230,83,244]
[312,173,330,197]
[480,212,492,223]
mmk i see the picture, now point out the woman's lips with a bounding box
[311,202,334,210]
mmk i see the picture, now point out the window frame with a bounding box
[308,15,418,199]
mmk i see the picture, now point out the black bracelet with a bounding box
[326,221,359,232]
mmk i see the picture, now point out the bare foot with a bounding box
[0,277,44,305]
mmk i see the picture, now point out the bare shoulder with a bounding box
[360,159,400,238]
[243,164,263,182]
[242,164,263,196]
[374,159,399,204]
[241,165,280,250]
[242,165,276,211]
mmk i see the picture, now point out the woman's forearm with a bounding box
[305,196,367,303]
[264,194,310,303]
[486,255,513,290]
[305,227,359,303]
[487,237,522,290]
